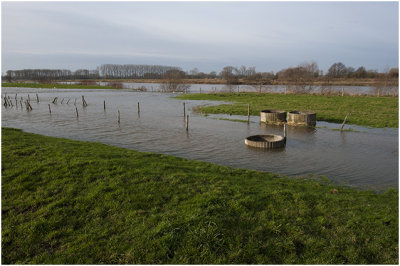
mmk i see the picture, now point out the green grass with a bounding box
[2,82,118,90]
[2,127,398,264]
[176,93,398,128]
[215,117,249,123]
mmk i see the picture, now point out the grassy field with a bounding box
[2,127,398,264]
[2,82,119,90]
[176,93,398,128]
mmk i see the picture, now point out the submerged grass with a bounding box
[214,117,249,123]
[2,82,118,90]
[2,127,398,264]
[176,93,398,128]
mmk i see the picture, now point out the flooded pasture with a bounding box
[59,81,398,96]
[2,87,398,190]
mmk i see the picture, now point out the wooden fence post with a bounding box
[340,113,350,131]
[247,103,250,123]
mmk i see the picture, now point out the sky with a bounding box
[1,1,398,74]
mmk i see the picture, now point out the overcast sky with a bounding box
[1,1,398,74]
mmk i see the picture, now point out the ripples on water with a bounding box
[2,87,398,190]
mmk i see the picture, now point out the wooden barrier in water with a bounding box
[260,109,286,125]
[36,94,39,103]
[137,102,140,113]
[48,104,51,114]
[82,96,87,107]
[186,115,189,131]
[25,100,32,111]
[104,100,106,110]
[118,110,120,124]
[287,110,316,127]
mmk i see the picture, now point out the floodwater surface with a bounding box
[2,87,398,190]
[60,81,398,96]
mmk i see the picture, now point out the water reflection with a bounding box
[2,87,398,190]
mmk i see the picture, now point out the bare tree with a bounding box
[160,69,191,92]
[220,66,239,86]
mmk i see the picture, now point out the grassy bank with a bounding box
[176,93,398,128]
[2,127,398,264]
[2,82,119,90]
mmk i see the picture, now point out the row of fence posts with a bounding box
[4,88,357,138]
[3,93,37,111]
[3,92,192,130]
[3,93,352,136]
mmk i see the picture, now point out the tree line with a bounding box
[2,62,398,85]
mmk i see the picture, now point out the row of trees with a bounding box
[3,64,182,82]
[98,64,181,79]
[326,62,398,79]
[3,62,398,85]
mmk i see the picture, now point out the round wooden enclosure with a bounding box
[260,110,287,125]
[287,110,316,126]
[245,134,286,149]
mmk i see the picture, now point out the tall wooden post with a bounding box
[247,103,250,123]
[284,123,287,139]
[186,115,189,131]
[183,102,186,119]
[118,110,120,124]
[48,104,51,114]
[36,93,39,103]
[75,107,79,118]
[137,102,140,113]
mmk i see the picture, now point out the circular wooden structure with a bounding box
[287,110,316,126]
[260,109,286,125]
[245,134,286,149]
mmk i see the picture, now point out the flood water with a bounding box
[60,81,398,96]
[2,87,398,190]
